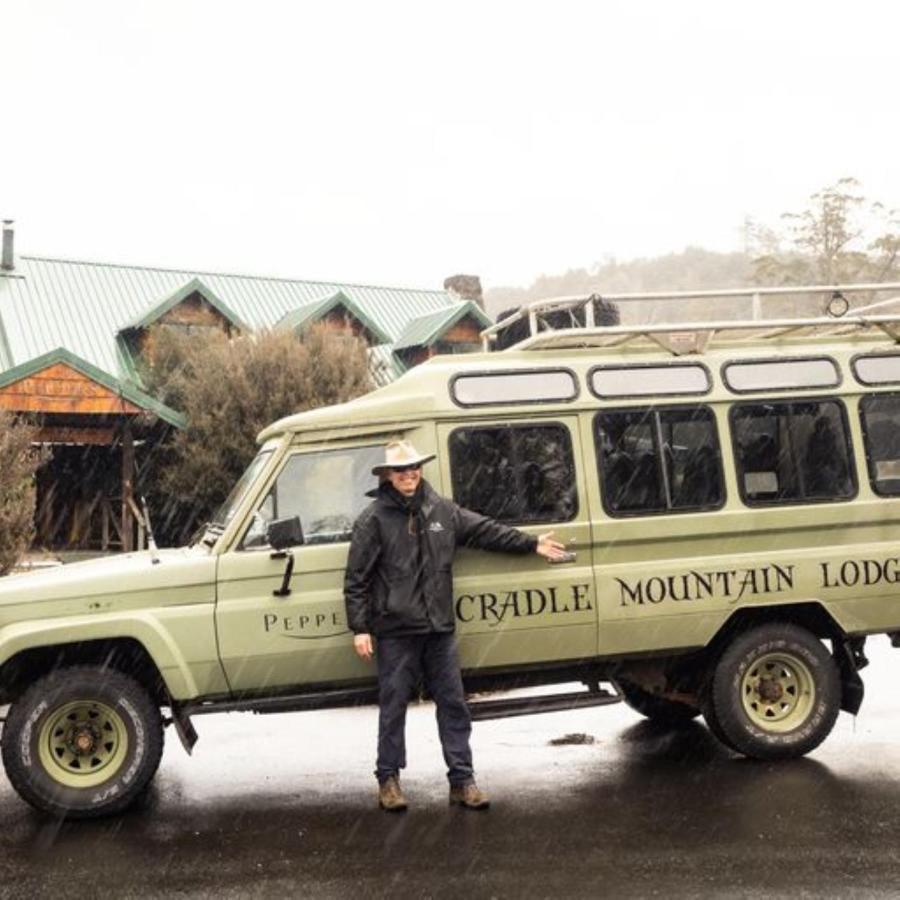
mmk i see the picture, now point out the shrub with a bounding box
[0,413,44,575]
[140,324,373,544]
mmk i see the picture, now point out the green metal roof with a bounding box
[0,255,474,419]
[0,347,185,427]
[276,290,391,345]
[120,277,248,332]
[392,301,491,351]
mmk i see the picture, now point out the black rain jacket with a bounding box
[344,480,538,637]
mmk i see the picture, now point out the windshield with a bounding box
[211,449,274,527]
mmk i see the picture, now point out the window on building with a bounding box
[434,341,482,355]
[860,394,900,495]
[242,445,383,548]
[731,399,855,505]
[448,424,577,523]
[594,406,724,516]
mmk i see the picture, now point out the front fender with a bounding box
[0,607,223,700]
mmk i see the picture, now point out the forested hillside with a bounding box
[485,179,900,323]
[484,247,754,317]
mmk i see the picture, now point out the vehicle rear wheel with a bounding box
[617,680,701,724]
[2,666,164,818]
[709,623,840,760]
[701,693,739,751]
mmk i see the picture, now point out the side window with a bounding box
[595,406,724,516]
[731,399,855,505]
[242,445,383,548]
[448,423,577,523]
[860,394,900,496]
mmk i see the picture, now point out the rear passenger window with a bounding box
[731,399,855,505]
[860,394,900,495]
[448,424,577,523]
[595,406,724,516]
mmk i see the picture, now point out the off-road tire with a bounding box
[701,692,739,752]
[2,666,164,818]
[709,624,840,760]
[617,680,701,725]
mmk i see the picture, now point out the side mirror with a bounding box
[267,516,304,550]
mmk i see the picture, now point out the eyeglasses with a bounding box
[390,464,422,474]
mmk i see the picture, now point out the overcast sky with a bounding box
[3,1,897,292]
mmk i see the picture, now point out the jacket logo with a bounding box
[428,522,445,533]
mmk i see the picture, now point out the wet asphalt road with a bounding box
[3,642,900,899]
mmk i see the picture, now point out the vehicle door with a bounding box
[588,399,730,656]
[215,442,384,693]
[436,416,596,669]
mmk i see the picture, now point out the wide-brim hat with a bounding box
[372,440,436,475]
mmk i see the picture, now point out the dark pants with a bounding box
[375,632,474,786]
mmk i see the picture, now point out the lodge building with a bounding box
[0,222,490,552]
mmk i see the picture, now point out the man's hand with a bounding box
[535,531,569,561]
[354,633,374,661]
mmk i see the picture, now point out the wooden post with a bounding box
[121,422,134,553]
[101,501,109,551]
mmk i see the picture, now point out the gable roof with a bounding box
[276,290,391,345]
[392,301,491,351]
[120,277,248,332]
[0,347,185,427]
[0,255,475,416]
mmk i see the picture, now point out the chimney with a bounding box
[1,221,13,271]
[443,274,483,309]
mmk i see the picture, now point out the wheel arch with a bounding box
[0,613,202,705]
[704,601,862,715]
[0,636,170,707]
[709,601,847,652]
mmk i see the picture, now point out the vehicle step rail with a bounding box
[467,682,622,721]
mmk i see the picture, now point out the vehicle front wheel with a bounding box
[2,666,164,818]
[709,623,840,760]
[617,680,701,725]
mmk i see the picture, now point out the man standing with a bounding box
[344,440,567,812]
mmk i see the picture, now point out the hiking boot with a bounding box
[378,775,408,812]
[449,782,490,810]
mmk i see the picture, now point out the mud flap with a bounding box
[170,703,198,755]
[834,638,866,715]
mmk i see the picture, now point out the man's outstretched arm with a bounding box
[454,505,568,560]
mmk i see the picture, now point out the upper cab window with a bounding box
[853,354,900,386]
[595,406,725,516]
[451,370,577,406]
[448,423,577,523]
[242,445,383,548]
[724,358,840,393]
[860,394,900,495]
[731,399,855,505]
[590,364,710,398]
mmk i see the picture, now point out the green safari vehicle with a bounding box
[4,282,900,818]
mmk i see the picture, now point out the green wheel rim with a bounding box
[740,651,815,733]
[38,700,129,789]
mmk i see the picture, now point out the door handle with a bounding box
[270,550,295,597]
[549,551,577,565]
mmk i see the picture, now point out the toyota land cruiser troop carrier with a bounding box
[4,282,900,818]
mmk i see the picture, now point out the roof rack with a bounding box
[481,282,900,356]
